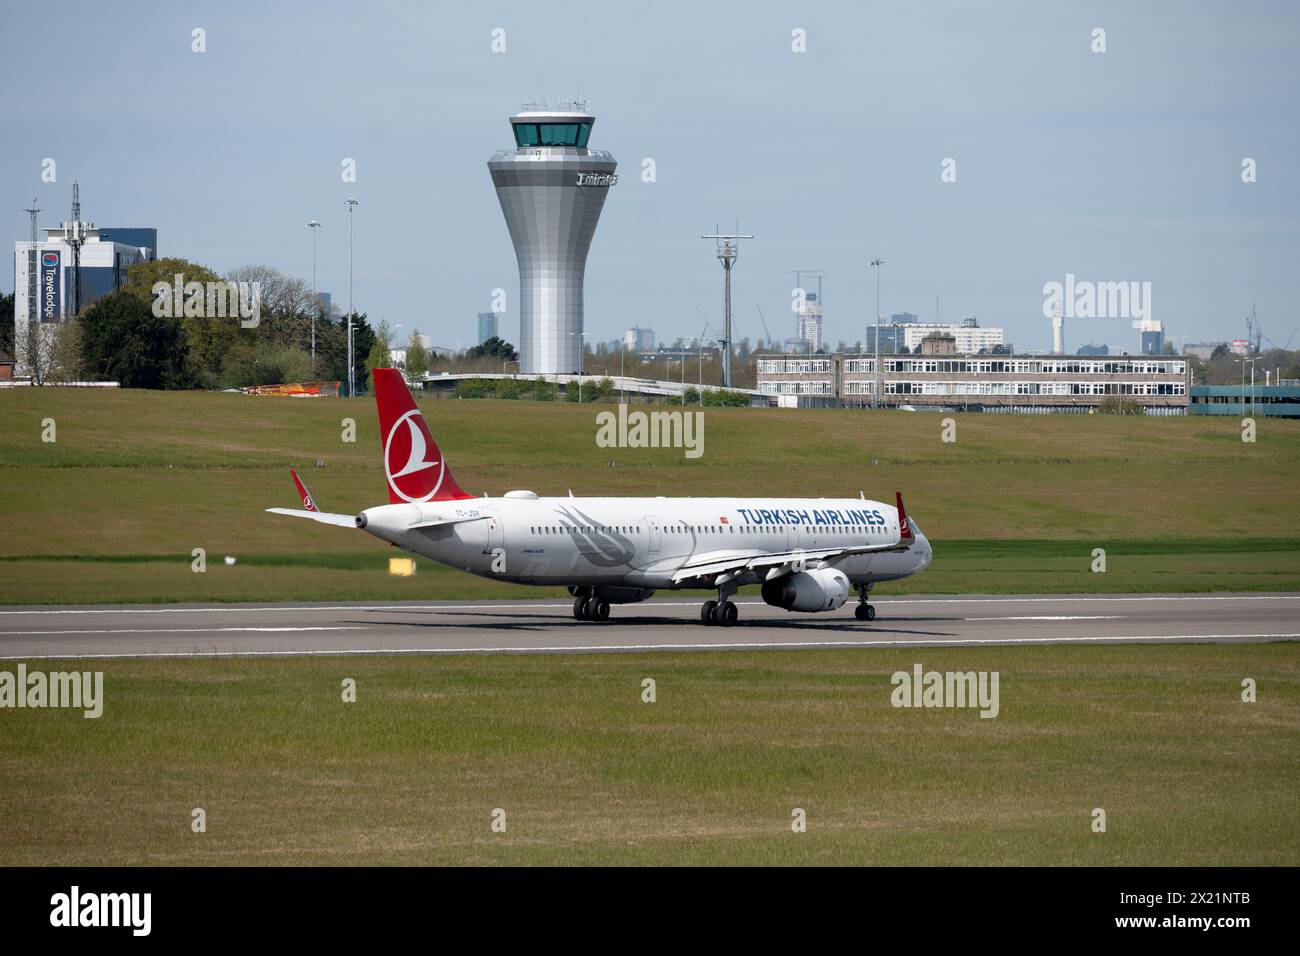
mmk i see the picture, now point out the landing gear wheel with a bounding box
[574,596,590,620]
[701,600,718,626]
[590,598,610,622]
[855,603,876,621]
[714,601,738,627]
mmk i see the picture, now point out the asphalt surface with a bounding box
[0,593,1297,659]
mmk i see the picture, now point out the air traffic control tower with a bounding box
[488,101,617,374]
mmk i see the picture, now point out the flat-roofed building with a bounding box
[900,321,1004,353]
[756,352,1190,413]
[1189,384,1300,417]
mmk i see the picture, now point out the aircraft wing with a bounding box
[671,492,917,585]
[670,541,906,584]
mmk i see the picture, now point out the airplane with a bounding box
[269,368,933,626]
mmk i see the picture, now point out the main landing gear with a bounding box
[573,593,610,622]
[854,582,876,622]
[701,581,739,627]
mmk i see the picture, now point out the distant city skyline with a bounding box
[3,1,1296,356]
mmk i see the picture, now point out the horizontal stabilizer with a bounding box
[265,507,357,528]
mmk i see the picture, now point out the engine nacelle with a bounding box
[760,568,850,613]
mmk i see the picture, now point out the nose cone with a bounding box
[912,530,933,572]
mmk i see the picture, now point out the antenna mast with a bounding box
[63,180,93,317]
[701,227,754,388]
[23,198,41,328]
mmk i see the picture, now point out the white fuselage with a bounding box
[357,494,932,593]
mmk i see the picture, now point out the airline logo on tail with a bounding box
[385,409,445,502]
[290,468,318,512]
[373,368,472,504]
[896,491,913,541]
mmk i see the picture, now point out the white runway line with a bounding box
[1,633,1296,661]
[976,615,1122,621]
[2,626,367,636]
[0,594,1296,617]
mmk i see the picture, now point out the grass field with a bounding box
[1,643,1295,865]
[1,388,1298,603]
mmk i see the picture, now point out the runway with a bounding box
[0,593,1297,660]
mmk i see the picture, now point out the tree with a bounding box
[16,314,82,385]
[80,290,191,389]
[464,335,518,362]
[21,321,59,385]
[363,320,391,393]
[49,320,84,383]
[405,336,429,379]
[315,312,375,394]
[225,265,315,351]
[0,291,13,358]
[123,257,231,387]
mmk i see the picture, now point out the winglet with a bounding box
[290,469,319,513]
[896,491,913,542]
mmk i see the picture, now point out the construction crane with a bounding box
[785,270,824,315]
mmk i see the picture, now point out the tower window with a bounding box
[512,122,593,148]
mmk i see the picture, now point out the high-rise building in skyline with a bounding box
[477,311,498,345]
[1138,319,1165,356]
[795,290,823,352]
[488,100,618,374]
[624,326,655,351]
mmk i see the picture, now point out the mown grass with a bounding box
[1,538,1298,604]
[1,389,1298,603]
[0,643,1295,865]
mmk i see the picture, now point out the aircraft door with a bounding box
[482,508,502,554]
[645,516,661,554]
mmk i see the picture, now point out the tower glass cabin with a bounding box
[488,101,618,374]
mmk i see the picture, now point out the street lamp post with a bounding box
[306,219,321,367]
[681,346,687,405]
[870,257,885,409]
[345,198,358,396]
[569,330,591,401]
[1236,356,1260,417]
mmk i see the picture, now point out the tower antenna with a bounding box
[701,228,755,388]
[22,198,41,331]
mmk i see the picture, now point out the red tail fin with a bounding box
[896,491,913,542]
[373,368,472,503]
[290,468,318,512]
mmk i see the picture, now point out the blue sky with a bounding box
[3,0,1297,353]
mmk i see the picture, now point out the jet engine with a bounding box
[760,567,850,613]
